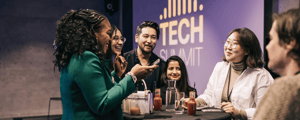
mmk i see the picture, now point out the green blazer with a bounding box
[60,51,136,120]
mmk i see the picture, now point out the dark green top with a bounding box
[60,51,136,120]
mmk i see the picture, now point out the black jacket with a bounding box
[123,49,166,93]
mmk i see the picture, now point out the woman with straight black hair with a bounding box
[110,25,125,56]
[107,25,126,72]
[160,55,197,105]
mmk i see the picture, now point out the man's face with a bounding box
[266,21,289,74]
[135,27,157,54]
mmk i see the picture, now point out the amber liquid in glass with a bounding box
[130,107,140,115]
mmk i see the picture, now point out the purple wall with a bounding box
[133,0,264,95]
[0,0,121,118]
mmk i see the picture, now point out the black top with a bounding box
[123,49,166,93]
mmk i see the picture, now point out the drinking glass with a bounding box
[130,93,140,115]
[175,92,185,114]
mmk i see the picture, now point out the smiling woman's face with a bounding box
[167,60,181,81]
[94,19,111,55]
[111,29,124,55]
[224,32,248,63]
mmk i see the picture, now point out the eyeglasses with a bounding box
[223,40,239,49]
[112,36,126,43]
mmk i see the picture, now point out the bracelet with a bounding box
[126,72,137,83]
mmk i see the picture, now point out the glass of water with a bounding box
[175,92,185,114]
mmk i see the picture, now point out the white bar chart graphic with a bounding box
[160,0,203,20]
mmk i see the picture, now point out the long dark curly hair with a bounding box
[53,9,108,71]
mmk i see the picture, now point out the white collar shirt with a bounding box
[198,62,274,120]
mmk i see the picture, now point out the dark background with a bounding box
[0,0,298,119]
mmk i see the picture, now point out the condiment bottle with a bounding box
[153,88,162,111]
[187,91,196,115]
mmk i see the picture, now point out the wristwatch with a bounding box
[126,72,137,83]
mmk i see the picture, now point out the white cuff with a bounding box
[126,72,137,83]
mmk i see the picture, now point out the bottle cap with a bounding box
[189,91,195,99]
[155,89,161,95]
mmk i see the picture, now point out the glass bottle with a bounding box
[166,80,176,112]
[187,91,196,115]
[153,88,162,111]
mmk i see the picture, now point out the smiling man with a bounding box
[123,21,166,93]
[254,8,300,120]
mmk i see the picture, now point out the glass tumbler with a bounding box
[175,92,185,114]
[130,94,140,115]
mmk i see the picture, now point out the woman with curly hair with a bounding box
[53,9,157,120]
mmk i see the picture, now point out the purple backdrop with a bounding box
[133,0,264,95]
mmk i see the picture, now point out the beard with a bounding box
[138,44,155,55]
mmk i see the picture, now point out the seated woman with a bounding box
[160,55,197,105]
[195,28,274,120]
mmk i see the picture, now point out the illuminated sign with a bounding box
[133,0,264,94]
[158,0,203,66]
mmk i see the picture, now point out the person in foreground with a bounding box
[254,8,300,120]
[195,28,274,120]
[160,55,197,105]
[53,9,157,120]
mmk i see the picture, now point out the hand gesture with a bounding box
[114,54,128,77]
[182,98,189,109]
[221,102,238,116]
[130,64,158,80]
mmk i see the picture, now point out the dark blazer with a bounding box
[123,49,166,93]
